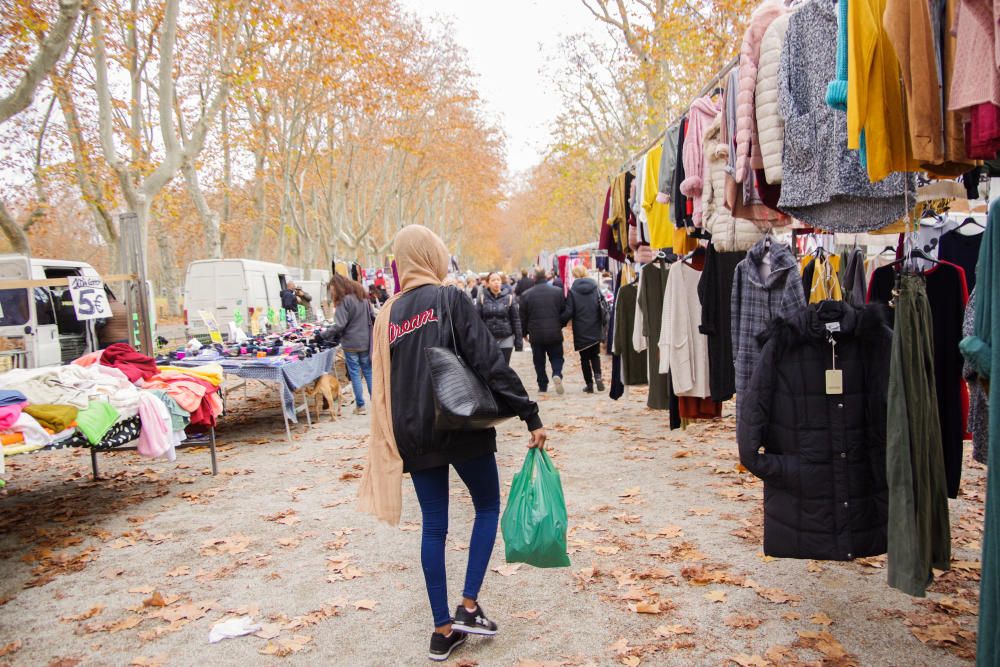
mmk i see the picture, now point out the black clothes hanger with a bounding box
[689,227,712,241]
[889,247,942,274]
[955,216,985,232]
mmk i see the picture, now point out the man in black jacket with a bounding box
[514,269,534,298]
[520,269,566,394]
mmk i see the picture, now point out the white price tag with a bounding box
[68,276,111,320]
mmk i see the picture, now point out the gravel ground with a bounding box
[0,348,983,666]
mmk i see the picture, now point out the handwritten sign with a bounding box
[198,310,224,344]
[68,276,111,320]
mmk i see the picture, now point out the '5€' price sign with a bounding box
[68,277,112,320]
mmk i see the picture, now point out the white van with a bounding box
[0,256,153,368]
[183,259,293,337]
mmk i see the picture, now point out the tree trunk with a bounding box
[154,223,181,316]
[181,160,223,258]
[0,199,30,255]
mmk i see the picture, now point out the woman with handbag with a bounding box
[360,225,546,662]
[475,271,523,364]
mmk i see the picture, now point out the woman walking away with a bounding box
[320,275,373,415]
[561,265,607,393]
[476,272,523,364]
[360,225,547,662]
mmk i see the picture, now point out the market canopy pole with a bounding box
[119,212,154,356]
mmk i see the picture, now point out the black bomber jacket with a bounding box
[388,285,542,472]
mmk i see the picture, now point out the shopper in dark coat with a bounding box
[514,269,535,297]
[476,272,523,364]
[520,269,566,393]
[737,301,892,561]
[561,266,608,393]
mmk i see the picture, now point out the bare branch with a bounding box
[0,0,82,125]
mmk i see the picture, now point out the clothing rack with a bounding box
[617,54,740,173]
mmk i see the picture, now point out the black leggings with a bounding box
[579,344,602,386]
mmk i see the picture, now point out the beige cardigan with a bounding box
[658,261,711,398]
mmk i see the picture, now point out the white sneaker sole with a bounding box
[452,624,497,636]
[553,377,564,395]
[428,635,466,661]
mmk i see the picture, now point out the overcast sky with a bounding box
[399,0,601,175]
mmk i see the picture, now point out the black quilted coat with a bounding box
[737,302,891,561]
[476,286,523,350]
[560,278,607,351]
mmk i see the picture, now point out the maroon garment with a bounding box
[754,168,783,212]
[598,187,625,262]
[99,343,157,383]
[966,103,1000,159]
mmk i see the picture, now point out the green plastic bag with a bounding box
[501,448,571,568]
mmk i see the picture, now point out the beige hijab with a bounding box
[357,225,450,525]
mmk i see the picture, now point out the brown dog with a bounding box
[307,373,342,421]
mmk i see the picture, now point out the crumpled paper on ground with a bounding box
[208,616,261,644]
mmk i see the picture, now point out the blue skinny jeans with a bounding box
[410,453,501,627]
[343,350,372,408]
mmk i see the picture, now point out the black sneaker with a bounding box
[429,631,466,661]
[583,385,594,394]
[596,378,605,392]
[453,604,498,636]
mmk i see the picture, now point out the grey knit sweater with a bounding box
[731,239,807,411]
[776,0,915,231]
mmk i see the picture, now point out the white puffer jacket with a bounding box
[703,114,764,252]
[755,13,791,184]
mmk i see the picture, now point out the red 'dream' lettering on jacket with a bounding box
[388,308,438,345]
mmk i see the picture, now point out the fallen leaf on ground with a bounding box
[687,507,713,516]
[143,592,167,608]
[704,590,728,603]
[631,601,663,614]
[757,588,801,604]
[609,637,629,655]
[512,610,541,619]
[165,566,190,578]
[254,623,282,640]
[619,487,642,498]
[911,623,961,645]
[492,563,523,577]
[260,634,312,656]
[200,535,252,557]
[795,630,854,662]
[61,606,104,622]
[129,657,165,667]
[809,612,834,626]
[725,614,762,629]
[0,641,22,657]
[655,624,695,636]
[730,654,769,667]
[657,525,683,538]
[353,600,378,611]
